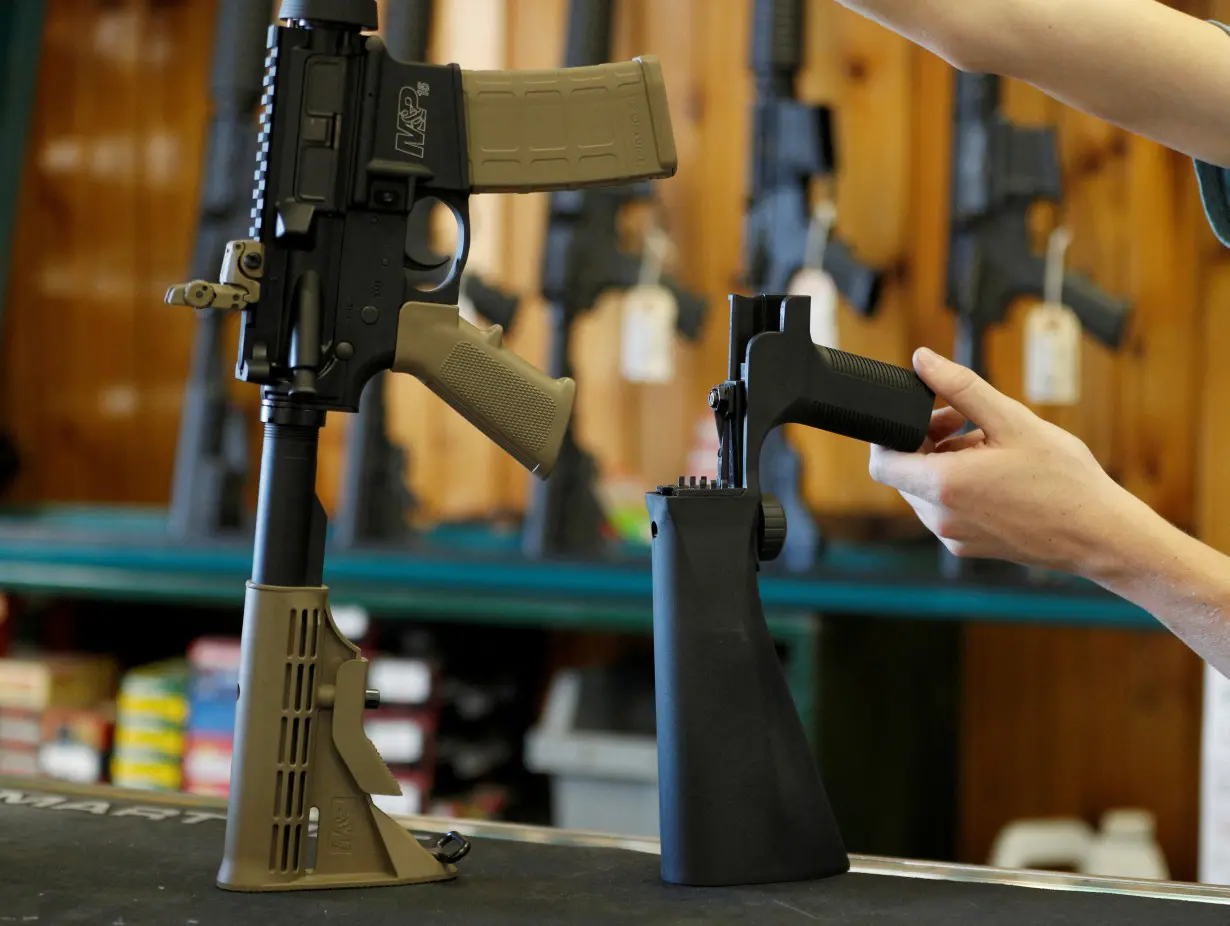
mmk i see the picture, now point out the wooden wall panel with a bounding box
[960,625,1204,880]
[794,3,914,518]
[7,0,1223,529]
[957,26,1211,882]
[3,0,212,504]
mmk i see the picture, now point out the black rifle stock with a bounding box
[168,0,273,541]
[945,71,1131,577]
[744,0,885,574]
[648,293,933,886]
[522,0,709,560]
[165,0,679,892]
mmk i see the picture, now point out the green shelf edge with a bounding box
[0,504,1158,631]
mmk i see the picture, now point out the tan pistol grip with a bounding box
[392,301,576,477]
[462,55,678,192]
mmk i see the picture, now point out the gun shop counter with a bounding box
[1,777,1227,925]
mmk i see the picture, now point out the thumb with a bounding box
[912,348,1028,438]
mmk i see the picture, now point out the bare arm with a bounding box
[868,350,1230,678]
[1089,488,1230,678]
[836,0,1230,166]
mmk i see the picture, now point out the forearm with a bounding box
[1080,487,1230,678]
[834,0,1230,166]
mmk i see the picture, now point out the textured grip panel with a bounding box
[801,402,922,453]
[826,347,922,393]
[805,347,934,452]
[438,341,555,455]
[462,56,677,192]
[392,301,575,476]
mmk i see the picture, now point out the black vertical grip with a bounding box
[771,346,934,453]
[647,487,849,886]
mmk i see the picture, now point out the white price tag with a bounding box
[1024,303,1081,406]
[789,268,840,349]
[620,284,677,384]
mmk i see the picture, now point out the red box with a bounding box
[183,732,233,797]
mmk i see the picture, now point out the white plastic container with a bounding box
[524,671,659,838]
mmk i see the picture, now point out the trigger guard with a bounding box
[403,251,452,274]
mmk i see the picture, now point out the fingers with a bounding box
[934,429,988,454]
[868,445,949,502]
[928,406,968,444]
[913,348,1032,441]
[899,492,978,559]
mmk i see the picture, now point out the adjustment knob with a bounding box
[758,495,787,562]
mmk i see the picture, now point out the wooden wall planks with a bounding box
[4,0,1230,878]
[3,0,215,505]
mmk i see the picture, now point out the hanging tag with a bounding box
[1024,228,1081,405]
[621,284,678,383]
[621,226,678,384]
[790,200,840,348]
[1025,304,1081,404]
[790,268,840,348]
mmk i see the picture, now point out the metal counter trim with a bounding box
[399,813,1230,905]
[3,779,1227,906]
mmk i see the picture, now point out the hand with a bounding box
[868,348,1129,574]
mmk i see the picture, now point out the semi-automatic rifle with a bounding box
[166,0,679,890]
[167,0,274,541]
[521,0,708,559]
[944,71,1131,578]
[744,0,885,574]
